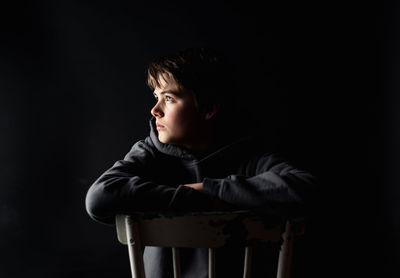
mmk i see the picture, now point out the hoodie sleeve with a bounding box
[202,153,317,215]
[85,139,214,224]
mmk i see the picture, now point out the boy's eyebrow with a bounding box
[153,90,181,96]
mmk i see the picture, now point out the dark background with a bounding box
[1,0,398,277]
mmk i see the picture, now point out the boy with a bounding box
[85,47,316,277]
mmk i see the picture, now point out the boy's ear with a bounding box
[204,104,220,120]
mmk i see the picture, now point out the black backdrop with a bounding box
[1,0,399,277]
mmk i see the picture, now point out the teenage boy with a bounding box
[85,47,316,277]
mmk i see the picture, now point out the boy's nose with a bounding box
[151,104,163,118]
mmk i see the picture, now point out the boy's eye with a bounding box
[165,96,173,102]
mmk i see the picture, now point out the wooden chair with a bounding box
[116,211,305,278]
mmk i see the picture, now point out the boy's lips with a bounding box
[156,123,165,129]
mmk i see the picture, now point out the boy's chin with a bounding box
[158,135,181,146]
[158,134,171,144]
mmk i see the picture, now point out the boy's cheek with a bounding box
[168,111,187,131]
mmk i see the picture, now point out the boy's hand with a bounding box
[184,182,203,191]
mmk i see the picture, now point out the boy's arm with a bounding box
[199,153,317,215]
[85,140,213,224]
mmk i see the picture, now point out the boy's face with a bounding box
[151,74,209,149]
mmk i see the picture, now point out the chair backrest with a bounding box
[116,211,304,278]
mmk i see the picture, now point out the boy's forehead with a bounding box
[153,73,182,94]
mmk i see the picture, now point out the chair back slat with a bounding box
[209,248,216,278]
[172,248,181,278]
[243,246,253,278]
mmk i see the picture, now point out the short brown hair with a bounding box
[147,47,230,112]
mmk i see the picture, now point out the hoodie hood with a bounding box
[148,117,254,162]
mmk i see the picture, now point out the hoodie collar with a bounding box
[148,117,254,161]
